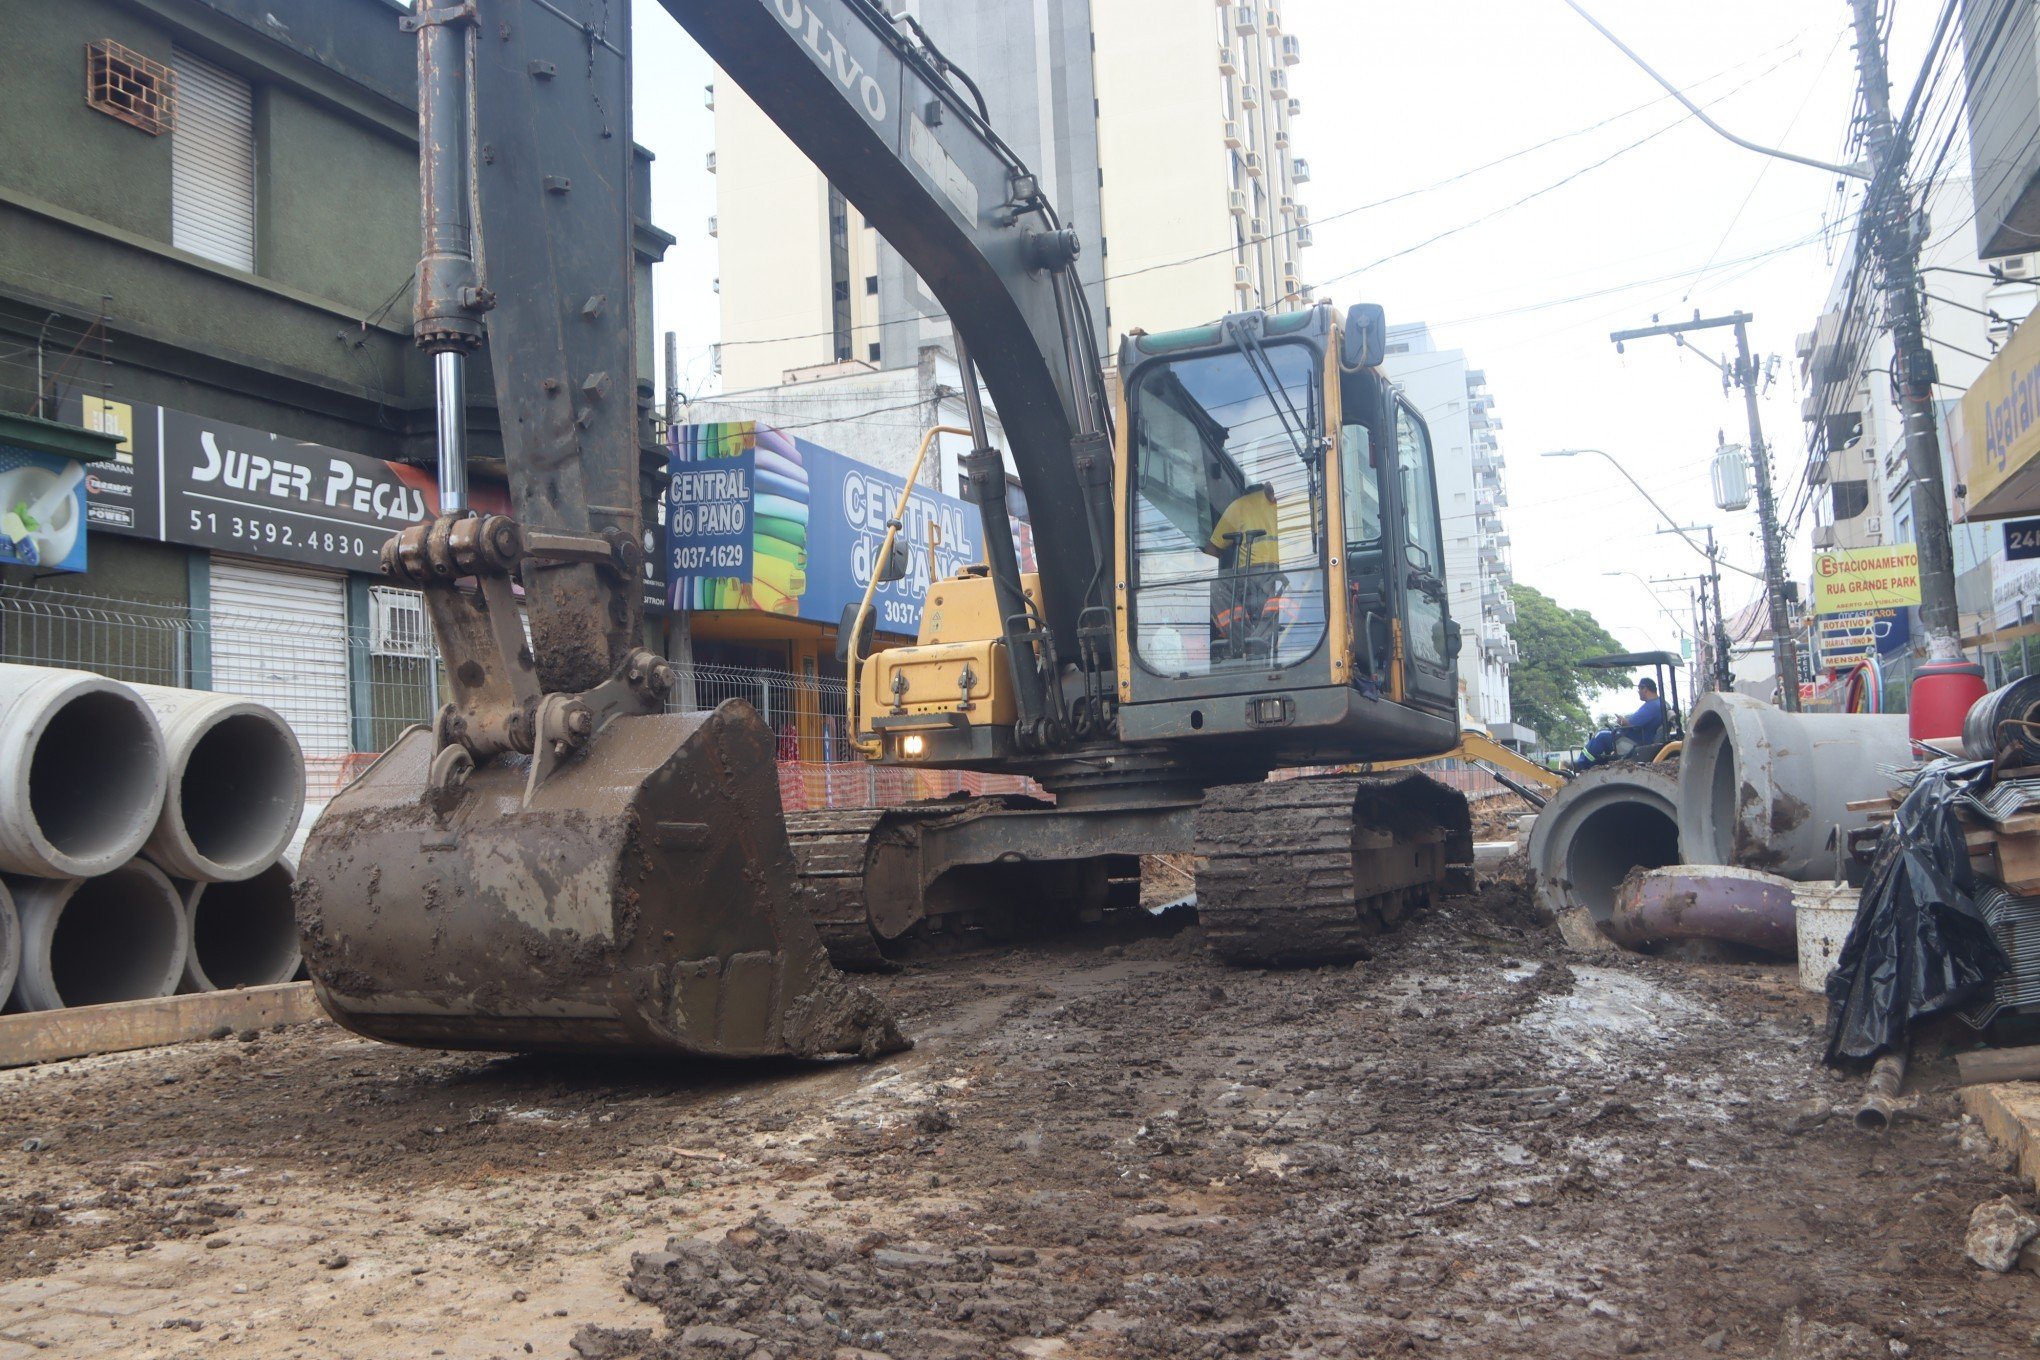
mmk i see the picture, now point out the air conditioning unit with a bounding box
[1231,6,1257,35]
[1813,524,1838,550]
[1233,264,1254,291]
[1866,515,1883,538]
[1265,3,1283,35]
[1228,188,1249,215]
[1242,151,1264,177]
[1287,97,1303,118]
[1273,123,1290,149]
[706,214,718,238]
[1240,84,1260,109]
[1268,70,1289,99]
[703,83,715,110]
[1294,202,1310,225]
[1223,119,1243,149]
[1295,225,1314,248]
[705,151,717,174]
[1281,34,1302,65]
[2000,255,2034,280]
[369,586,432,658]
[1291,156,1310,184]
[1244,216,1264,239]
[1218,45,1238,76]
[1279,195,1297,217]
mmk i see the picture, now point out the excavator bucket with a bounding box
[297,701,906,1060]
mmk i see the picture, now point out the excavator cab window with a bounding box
[1129,342,1328,677]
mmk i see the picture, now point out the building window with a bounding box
[170,49,255,271]
[865,275,878,295]
[86,40,175,136]
[868,343,882,363]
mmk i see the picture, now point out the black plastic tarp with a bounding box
[1824,759,2012,1064]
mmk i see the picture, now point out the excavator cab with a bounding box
[1113,303,1462,765]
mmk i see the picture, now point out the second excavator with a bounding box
[299,0,1477,1059]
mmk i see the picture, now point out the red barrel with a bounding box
[1910,659,1987,743]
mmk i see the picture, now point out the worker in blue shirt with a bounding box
[1575,676,1667,770]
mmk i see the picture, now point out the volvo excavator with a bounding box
[298,0,1476,1060]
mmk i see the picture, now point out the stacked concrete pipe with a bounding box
[0,663,166,879]
[176,858,302,992]
[1528,764,1683,924]
[0,879,18,1007]
[128,683,305,883]
[9,858,189,1011]
[1678,692,1912,881]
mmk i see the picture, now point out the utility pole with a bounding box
[1618,313,1798,707]
[1655,528,1736,694]
[1848,0,1984,737]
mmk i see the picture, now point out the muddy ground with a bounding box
[1,872,2036,1360]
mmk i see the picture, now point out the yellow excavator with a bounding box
[299,0,1490,1059]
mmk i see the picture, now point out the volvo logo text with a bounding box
[770,0,887,123]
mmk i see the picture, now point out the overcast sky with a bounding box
[630,0,1949,683]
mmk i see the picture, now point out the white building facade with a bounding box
[706,0,1313,395]
[1383,324,1521,742]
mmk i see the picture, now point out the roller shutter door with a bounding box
[170,49,256,271]
[209,561,351,759]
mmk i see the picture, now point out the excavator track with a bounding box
[785,807,899,970]
[1197,772,1473,967]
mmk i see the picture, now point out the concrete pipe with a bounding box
[1679,693,1912,882]
[7,858,188,1011]
[1528,765,1682,923]
[178,857,301,992]
[128,684,305,882]
[0,664,167,878]
[0,880,18,1007]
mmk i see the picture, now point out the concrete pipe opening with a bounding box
[130,686,305,882]
[1529,766,1683,923]
[0,666,167,879]
[182,859,301,991]
[1678,693,1911,882]
[9,859,187,1011]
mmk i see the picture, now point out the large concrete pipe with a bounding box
[1528,765,1683,923]
[0,880,18,1007]
[177,858,300,992]
[1679,693,1911,881]
[8,859,188,1011]
[0,665,167,878]
[128,684,305,882]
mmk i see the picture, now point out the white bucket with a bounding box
[1794,882,1860,994]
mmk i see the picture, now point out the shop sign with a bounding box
[2007,517,2040,561]
[1812,544,1922,612]
[1815,608,1907,668]
[61,393,666,608]
[0,445,89,574]
[1953,307,2040,520]
[669,421,983,634]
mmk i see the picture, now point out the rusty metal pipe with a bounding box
[1606,865,1798,954]
[1855,1046,1909,1132]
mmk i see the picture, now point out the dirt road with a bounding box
[1,875,2035,1359]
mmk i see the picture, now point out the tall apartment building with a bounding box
[1383,325,1524,744]
[708,0,1311,396]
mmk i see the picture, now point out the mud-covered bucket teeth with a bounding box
[295,700,908,1060]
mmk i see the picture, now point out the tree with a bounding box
[1509,584,1623,750]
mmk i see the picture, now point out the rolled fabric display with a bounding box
[755,492,809,526]
[755,467,809,503]
[751,553,807,600]
[755,448,808,485]
[749,580,798,615]
[753,535,807,568]
[755,513,807,547]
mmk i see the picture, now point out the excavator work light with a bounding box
[899,733,927,758]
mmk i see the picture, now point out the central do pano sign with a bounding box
[1812,544,1922,613]
[669,421,983,634]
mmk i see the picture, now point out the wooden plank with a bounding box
[1961,1083,2040,1193]
[1998,815,2040,836]
[1846,797,1896,812]
[1997,832,2040,889]
[0,983,326,1068]
[1958,1047,2040,1087]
